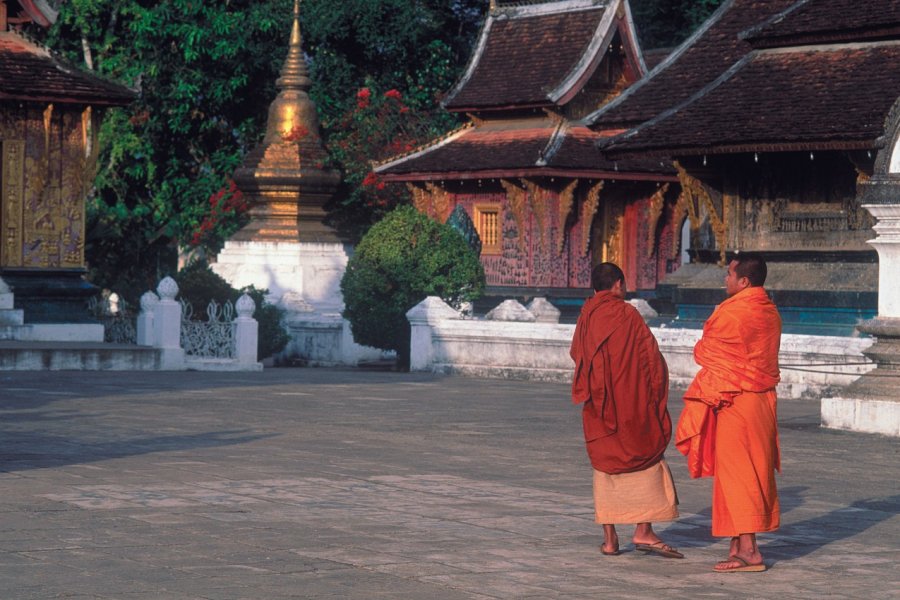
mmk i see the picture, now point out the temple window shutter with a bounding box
[474,204,501,254]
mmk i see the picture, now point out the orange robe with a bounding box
[675,286,782,537]
[570,291,671,475]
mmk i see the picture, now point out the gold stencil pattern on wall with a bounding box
[523,179,548,254]
[580,180,604,256]
[425,182,452,223]
[556,179,578,255]
[500,179,529,251]
[1,140,25,267]
[675,161,726,264]
[646,183,669,257]
[407,183,432,218]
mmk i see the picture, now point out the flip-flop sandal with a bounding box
[714,555,767,573]
[600,545,620,556]
[634,542,684,559]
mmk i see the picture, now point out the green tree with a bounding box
[340,206,485,370]
[631,0,724,49]
[45,0,293,300]
[41,0,484,300]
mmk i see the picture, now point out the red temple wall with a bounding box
[430,183,679,292]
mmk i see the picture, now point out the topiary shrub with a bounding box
[174,260,290,361]
[341,205,485,370]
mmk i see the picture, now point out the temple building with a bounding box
[375,0,679,309]
[0,0,135,334]
[593,0,900,334]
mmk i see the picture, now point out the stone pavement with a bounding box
[0,369,897,600]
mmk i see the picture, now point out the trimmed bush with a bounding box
[174,261,290,360]
[341,205,485,369]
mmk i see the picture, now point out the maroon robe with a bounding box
[570,291,671,474]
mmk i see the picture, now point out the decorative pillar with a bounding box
[233,293,259,366]
[821,176,900,436]
[153,276,185,370]
[136,291,158,346]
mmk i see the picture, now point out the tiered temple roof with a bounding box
[443,0,641,110]
[597,0,900,156]
[0,31,135,105]
[378,0,670,181]
[586,0,798,130]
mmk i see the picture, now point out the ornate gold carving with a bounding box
[646,183,669,257]
[670,191,690,260]
[43,103,53,156]
[604,203,624,267]
[501,179,528,251]
[425,182,452,223]
[1,140,25,267]
[407,183,431,217]
[557,179,578,255]
[674,160,726,264]
[580,181,603,256]
[522,179,548,254]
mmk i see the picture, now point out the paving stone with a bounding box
[0,369,897,599]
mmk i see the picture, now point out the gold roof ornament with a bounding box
[231,0,343,243]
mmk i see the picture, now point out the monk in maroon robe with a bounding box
[570,262,682,558]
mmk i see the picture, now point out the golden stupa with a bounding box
[231,0,342,243]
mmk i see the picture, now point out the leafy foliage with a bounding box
[174,261,290,360]
[631,0,725,49]
[41,0,484,298]
[340,206,485,369]
[45,0,292,299]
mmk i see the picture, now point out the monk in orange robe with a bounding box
[676,253,781,573]
[571,263,682,559]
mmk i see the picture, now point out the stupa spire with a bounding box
[230,0,342,243]
[276,0,312,93]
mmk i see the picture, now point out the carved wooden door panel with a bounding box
[1,140,25,267]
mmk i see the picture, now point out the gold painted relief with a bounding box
[1,140,25,267]
[600,198,624,268]
[646,183,669,257]
[674,161,726,264]
[500,179,528,251]
[523,179,548,254]
[556,179,578,255]
[580,181,603,256]
[60,111,89,267]
[425,182,452,223]
[407,183,432,218]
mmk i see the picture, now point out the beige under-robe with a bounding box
[592,459,679,524]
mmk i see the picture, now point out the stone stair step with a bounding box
[0,342,161,370]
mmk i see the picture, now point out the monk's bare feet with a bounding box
[601,524,619,555]
[714,533,765,572]
[714,553,766,572]
[632,523,683,558]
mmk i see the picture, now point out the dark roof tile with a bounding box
[376,121,670,177]
[744,0,900,48]
[0,32,135,105]
[588,0,797,129]
[603,44,900,155]
[444,3,610,110]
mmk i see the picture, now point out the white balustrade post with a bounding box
[405,296,461,372]
[136,291,158,346]
[154,276,185,370]
[233,293,259,366]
